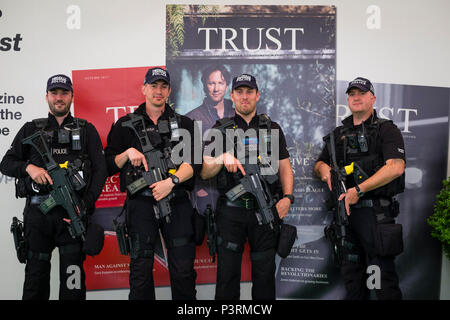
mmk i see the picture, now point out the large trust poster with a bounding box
[166,5,337,298]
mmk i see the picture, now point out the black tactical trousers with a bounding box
[340,206,403,300]
[215,201,279,300]
[127,194,197,300]
[23,204,86,300]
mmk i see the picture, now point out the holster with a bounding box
[277,222,298,258]
[113,218,131,256]
[113,201,131,256]
[204,204,217,261]
[324,223,341,266]
[10,217,27,264]
[192,208,206,246]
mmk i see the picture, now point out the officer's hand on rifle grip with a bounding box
[127,147,148,171]
[338,187,359,216]
[150,178,173,201]
[26,163,53,185]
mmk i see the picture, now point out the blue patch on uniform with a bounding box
[243,137,258,145]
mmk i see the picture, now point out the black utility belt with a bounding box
[137,188,189,200]
[29,194,50,205]
[223,196,256,209]
[352,198,391,209]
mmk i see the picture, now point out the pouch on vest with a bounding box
[15,177,29,198]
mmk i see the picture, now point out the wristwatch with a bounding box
[169,174,180,186]
[283,194,295,204]
[355,184,365,198]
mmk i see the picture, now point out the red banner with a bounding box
[73,66,157,207]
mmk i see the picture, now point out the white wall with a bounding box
[0,0,448,299]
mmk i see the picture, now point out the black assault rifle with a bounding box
[323,131,349,266]
[122,114,176,223]
[216,117,279,229]
[22,131,87,240]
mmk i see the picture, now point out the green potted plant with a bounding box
[427,177,450,259]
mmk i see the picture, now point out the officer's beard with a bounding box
[235,103,256,116]
[48,99,72,117]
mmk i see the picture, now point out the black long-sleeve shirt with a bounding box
[0,113,107,210]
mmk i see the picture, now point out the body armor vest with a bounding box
[216,114,282,200]
[16,117,91,197]
[333,118,404,198]
[120,110,194,193]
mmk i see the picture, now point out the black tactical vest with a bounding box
[333,118,404,198]
[216,114,283,200]
[120,110,194,193]
[16,117,91,197]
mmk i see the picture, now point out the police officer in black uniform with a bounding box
[201,74,294,300]
[314,77,405,300]
[0,74,107,300]
[104,67,198,300]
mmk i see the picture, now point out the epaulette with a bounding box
[32,118,48,130]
